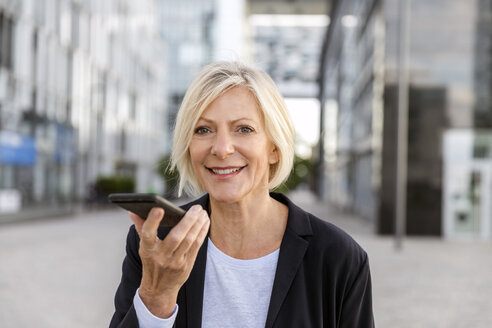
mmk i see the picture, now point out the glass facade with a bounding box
[160,0,216,151]
[0,0,166,221]
[320,0,492,238]
[321,0,384,220]
[250,14,328,98]
[443,130,492,240]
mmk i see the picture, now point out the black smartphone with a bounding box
[108,193,186,227]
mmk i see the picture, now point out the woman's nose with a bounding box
[211,131,234,158]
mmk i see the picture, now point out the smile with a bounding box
[207,166,246,176]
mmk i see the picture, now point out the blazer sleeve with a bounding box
[109,225,142,328]
[338,252,375,328]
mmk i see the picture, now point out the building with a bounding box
[159,0,252,155]
[159,0,216,152]
[0,0,166,222]
[319,0,492,240]
[246,1,330,169]
[249,13,328,98]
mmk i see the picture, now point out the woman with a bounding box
[110,61,374,328]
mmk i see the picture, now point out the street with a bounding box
[0,191,491,327]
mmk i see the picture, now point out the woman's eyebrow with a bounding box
[197,117,256,124]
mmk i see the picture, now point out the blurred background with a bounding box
[0,0,491,327]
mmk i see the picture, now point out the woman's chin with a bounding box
[207,188,245,204]
[209,193,241,204]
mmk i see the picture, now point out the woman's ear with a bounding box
[268,145,279,164]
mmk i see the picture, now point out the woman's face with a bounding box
[189,86,278,203]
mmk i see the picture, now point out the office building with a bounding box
[159,0,216,151]
[0,0,166,221]
[320,0,492,239]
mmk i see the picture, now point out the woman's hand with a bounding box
[129,205,210,318]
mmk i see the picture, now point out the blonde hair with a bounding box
[171,61,295,196]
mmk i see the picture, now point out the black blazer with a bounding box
[110,193,374,327]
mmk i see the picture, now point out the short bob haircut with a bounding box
[171,61,296,196]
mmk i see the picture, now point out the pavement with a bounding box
[0,190,491,328]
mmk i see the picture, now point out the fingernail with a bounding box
[191,205,201,213]
[153,208,163,217]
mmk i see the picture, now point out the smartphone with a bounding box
[108,193,186,227]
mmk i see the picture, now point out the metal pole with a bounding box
[395,0,410,250]
[317,97,325,200]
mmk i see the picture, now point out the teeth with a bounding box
[211,167,241,175]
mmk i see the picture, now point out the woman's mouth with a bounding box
[207,166,246,177]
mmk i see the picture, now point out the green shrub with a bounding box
[274,155,315,194]
[156,154,179,198]
[95,175,135,196]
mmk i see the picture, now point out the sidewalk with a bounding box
[289,189,492,328]
[0,191,490,327]
[287,188,374,236]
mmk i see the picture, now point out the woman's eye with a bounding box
[238,126,254,133]
[195,127,210,134]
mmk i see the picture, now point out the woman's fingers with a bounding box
[188,214,210,258]
[137,204,210,307]
[128,211,145,235]
[140,207,165,246]
[171,210,209,258]
[162,205,204,252]
[131,204,207,254]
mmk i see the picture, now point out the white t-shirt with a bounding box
[134,238,279,328]
[202,238,279,327]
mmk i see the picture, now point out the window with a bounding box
[34,0,45,26]
[0,11,4,66]
[71,3,80,48]
[0,11,14,70]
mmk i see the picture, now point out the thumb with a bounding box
[128,211,145,235]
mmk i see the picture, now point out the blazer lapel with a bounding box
[185,237,208,328]
[264,193,313,328]
[182,194,210,328]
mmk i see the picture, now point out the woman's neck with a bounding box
[208,191,288,260]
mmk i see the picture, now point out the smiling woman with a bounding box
[110,61,374,328]
[171,62,295,197]
[188,86,279,204]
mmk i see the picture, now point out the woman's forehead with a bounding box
[198,86,263,122]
